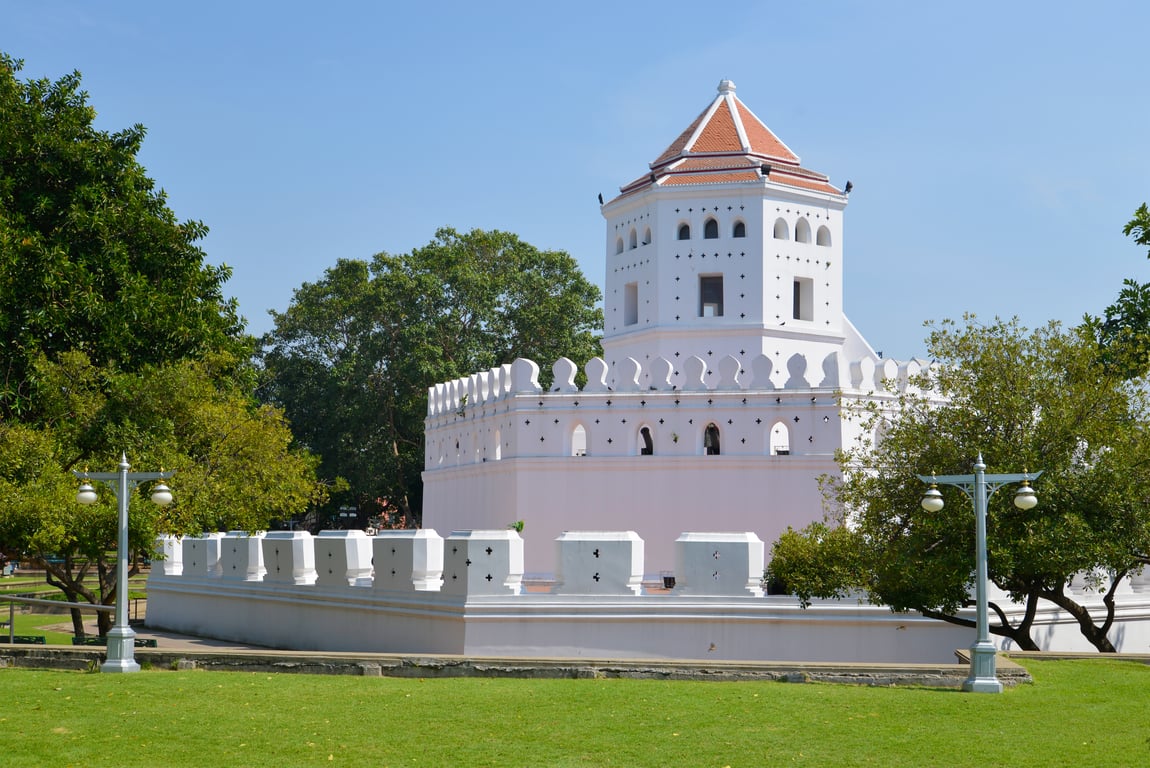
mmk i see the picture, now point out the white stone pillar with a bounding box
[315,530,373,587]
[182,533,223,577]
[261,531,317,585]
[153,535,183,576]
[674,532,764,597]
[372,529,444,592]
[441,530,523,597]
[552,531,644,596]
[219,531,266,582]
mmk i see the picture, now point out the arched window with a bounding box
[629,228,638,250]
[493,428,502,460]
[795,218,812,244]
[642,227,652,246]
[770,421,790,455]
[773,218,789,240]
[571,424,587,457]
[732,221,746,238]
[639,426,653,455]
[704,423,721,455]
[615,237,624,255]
[873,419,890,450]
[704,218,719,239]
[816,225,832,247]
[678,223,691,240]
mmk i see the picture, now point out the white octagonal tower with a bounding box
[422,80,905,578]
[601,80,871,387]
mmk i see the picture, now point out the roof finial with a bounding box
[717,79,736,94]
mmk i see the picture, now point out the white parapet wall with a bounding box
[420,355,921,576]
[220,531,266,582]
[182,532,222,577]
[554,531,644,596]
[442,530,524,597]
[146,530,1150,663]
[262,531,317,586]
[674,532,765,597]
[315,530,373,587]
[372,529,444,592]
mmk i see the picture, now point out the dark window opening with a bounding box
[640,427,653,455]
[733,221,746,238]
[700,275,724,317]
[704,218,718,239]
[678,224,691,240]
[704,424,721,455]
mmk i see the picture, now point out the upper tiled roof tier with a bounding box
[611,80,843,202]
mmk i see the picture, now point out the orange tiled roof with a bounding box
[610,80,842,203]
[661,170,762,186]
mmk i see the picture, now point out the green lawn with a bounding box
[0,612,79,644]
[0,659,1147,767]
[2,574,150,645]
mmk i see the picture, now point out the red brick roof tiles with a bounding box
[661,170,762,186]
[689,99,743,154]
[735,100,799,163]
[609,81,843,204]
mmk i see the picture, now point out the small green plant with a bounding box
[507,520,525,533]
[671,432,679,443]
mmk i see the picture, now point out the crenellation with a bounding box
[681,356,708,390]
[552,357,578,392]
[315,530,373,587]
[262,531,318,586]
[617,357,643,391]
[220,531,265,582]
[511,358,541,394]
[422,352,925,470]
[716,354,742,390]
[649,356,673,390]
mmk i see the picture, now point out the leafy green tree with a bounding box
[1090,203,1150,377]
[0,54,247,420]
[769,316,1150,652]
[0,352,327,636]
[260,227,603,525]
[0,54,325,634]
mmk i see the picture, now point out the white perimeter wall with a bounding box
[423,455,834,576]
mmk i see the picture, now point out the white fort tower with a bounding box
[147,81,1150,662]
[423,80,909,577]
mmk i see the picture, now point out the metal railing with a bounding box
[1,595,113,644]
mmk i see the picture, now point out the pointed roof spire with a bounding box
[611,80,843,202]
[651,79,800,168]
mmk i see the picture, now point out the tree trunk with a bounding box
[43,555,96,637]
[920,594,1041,651]
[97,558,114,637]
[1039,583,1119,653]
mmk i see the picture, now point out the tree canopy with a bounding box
[260,227,603,526]
[0,54,325,634]
[769,316,1150,651]
[1089,203,1150,377]
[0,54,247,420]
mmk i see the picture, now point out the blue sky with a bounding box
[6,1,1149,358]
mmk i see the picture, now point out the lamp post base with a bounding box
[961,641,1003,693]
[100,625,140,674]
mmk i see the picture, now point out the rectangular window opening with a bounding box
[700,275,724,317]
[624,282,639,326]
[793,277,813,321]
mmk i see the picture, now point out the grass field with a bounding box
[1,659,1147,767]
